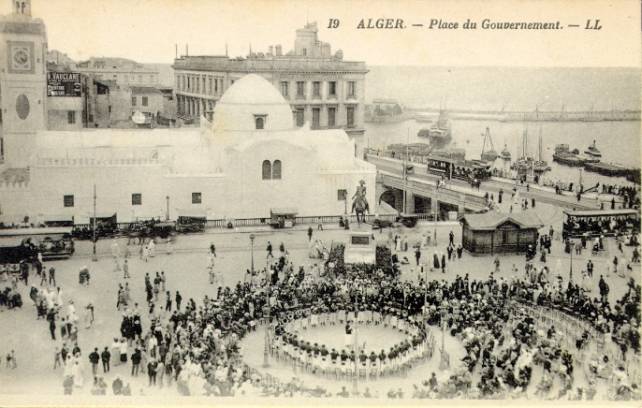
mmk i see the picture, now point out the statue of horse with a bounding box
[351,194,369,225]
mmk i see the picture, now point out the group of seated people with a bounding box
[0,286,22,309]
[564,217,640,237]
[272,307,431,379]
[102,243,640,400]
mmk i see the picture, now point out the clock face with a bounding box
[7,41,34,73]
[13,49,29,67]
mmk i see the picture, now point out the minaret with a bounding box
[13,0,32,16]
[0,0,47,166]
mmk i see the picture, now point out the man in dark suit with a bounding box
[101,346,111,373]
[89,348,100,376]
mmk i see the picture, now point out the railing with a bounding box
[380,174,488,210]
[69,212,448,234]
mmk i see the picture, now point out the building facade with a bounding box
[0,0,48,166]
[460,212,544,254]
[172,22,367,138]
[75,57,159,87]
[0,74,376,224]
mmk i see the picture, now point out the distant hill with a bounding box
[144,63,174,87]
[365,66,641,112]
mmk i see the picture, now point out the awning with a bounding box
[44,214,74,222]
[270,208,298,216]
[154,221,176,227]
[564,209,638,217]
[0,236,29,247]
[176,208,208,218]
[90,212,117,219]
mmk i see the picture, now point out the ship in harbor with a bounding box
[552,144,599,167]
[584,161,639,179]
[511,128,550,174]
[532,127,551,173]
[417,110,452,149]
[584,140,602,158]
[552,144,584,166]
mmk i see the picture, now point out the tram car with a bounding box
[563,209,640,238]
[0,227,74,263]
[425,156,492,182]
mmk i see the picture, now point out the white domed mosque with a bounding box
[0,74,376,224]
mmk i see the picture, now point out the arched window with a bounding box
[262,160,272,180]
[255,116,264,129]
[272,160,282,180]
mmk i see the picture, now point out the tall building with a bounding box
[75,57,159,87]
[0,0,48,166]
[0,3,374,224]
[0,74,375,224]
[172,22,368,138]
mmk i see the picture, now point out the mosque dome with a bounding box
[212,74,293,132]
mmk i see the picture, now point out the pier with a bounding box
[368,155,602,213]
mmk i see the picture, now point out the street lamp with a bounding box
[432,197,438,247]
[352,281,359,395]
[569,240,575,283]
[249,233,255,275]
[91,184,98,262]
[439,302,449,370]
[263,283,271,368]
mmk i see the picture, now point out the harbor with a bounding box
[363,117,640,187]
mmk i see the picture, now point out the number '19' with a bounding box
[327,19,340,29]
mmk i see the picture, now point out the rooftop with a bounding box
[130,86,162,95]
[173,55,367,73]
[460,211,544,231]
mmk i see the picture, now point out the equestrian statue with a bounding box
[351,180,370,225]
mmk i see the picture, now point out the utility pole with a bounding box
[165,196,170,221]
[91,184,97,262]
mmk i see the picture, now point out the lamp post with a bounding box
[352,281,359,395]
[249,233,255,275]
[439,302,449,370]
[569,240,574,283]
[263,282,271,368]
[432,198,438,247]
[91,184,98,262]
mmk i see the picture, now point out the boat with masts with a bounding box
[532,127,551,173]
[480,127,498,162]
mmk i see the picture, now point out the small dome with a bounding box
[213,74,293,132]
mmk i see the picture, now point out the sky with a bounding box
[3,0,641,67]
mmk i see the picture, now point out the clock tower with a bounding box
[0,0,47,167]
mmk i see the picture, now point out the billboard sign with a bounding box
[47,72,82,97]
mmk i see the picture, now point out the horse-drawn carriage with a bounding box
[0,228,72,262]
[72,213,118,240]
[176,212,207,234]
[269,208,297,229]
[125,219,177,245]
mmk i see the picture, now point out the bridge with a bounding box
[369,155,601,216]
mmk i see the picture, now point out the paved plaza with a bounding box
[0,214,639,397]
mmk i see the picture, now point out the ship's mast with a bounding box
[538,126,543,162]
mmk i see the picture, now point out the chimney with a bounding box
[268,45,274,56]
[275,45,282,56]
[185,44,189,57]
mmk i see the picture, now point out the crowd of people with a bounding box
[87,235,638,400]
[1,219,640,400]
